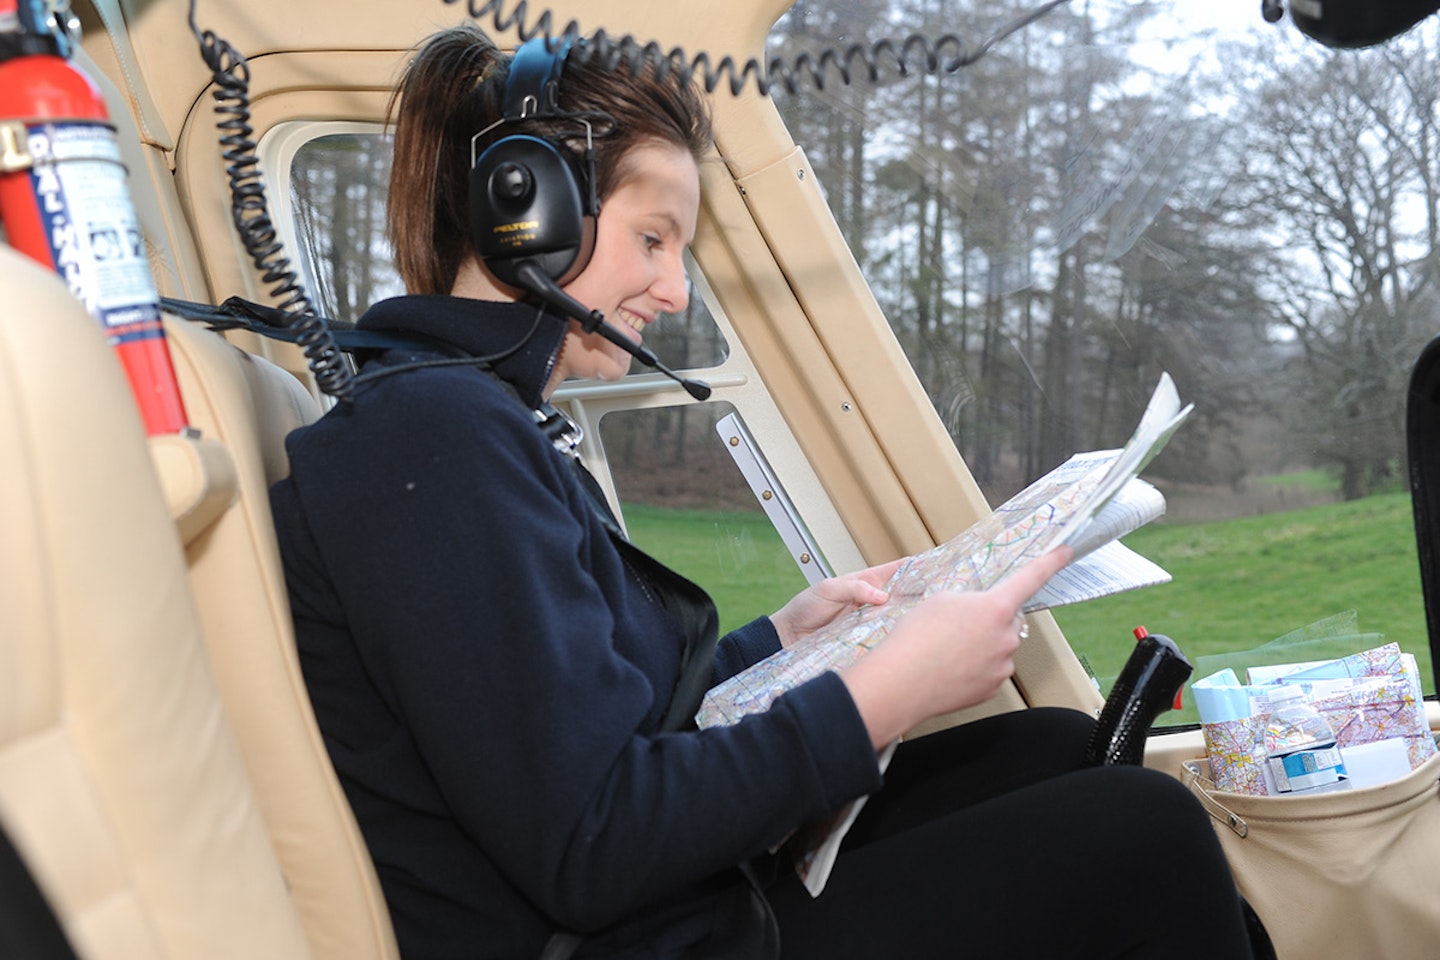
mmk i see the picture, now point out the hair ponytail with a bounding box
[387,25,508,295]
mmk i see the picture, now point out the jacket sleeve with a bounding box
[712,617,783,684]
[291,371,882,932]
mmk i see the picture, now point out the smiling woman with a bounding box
[527,141,701,386]
[259,18,1257,960]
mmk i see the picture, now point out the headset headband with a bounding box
[503,37,573,120]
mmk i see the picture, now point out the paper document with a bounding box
[697,373,1192,894]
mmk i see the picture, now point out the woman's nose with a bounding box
[653,252,690,313]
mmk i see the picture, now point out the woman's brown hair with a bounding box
[386,24,713,295]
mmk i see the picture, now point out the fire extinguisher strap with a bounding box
[0,32,60,61]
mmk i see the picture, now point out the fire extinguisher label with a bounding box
[25,121,163,345]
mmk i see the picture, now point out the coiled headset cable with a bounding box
[187,0,354,401]
[444,0,1069,96]
[182,0,1067,401]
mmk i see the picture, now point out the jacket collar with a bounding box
[355,294,569,409]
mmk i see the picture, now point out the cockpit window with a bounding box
[769,1,1435,715]
[602,402,813,634]
[288,132,401,322]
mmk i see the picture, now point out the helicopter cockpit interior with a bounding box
[4,0,1440,956]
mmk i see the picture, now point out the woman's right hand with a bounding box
[839,545,1073,749]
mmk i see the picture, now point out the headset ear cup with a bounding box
[553,215,596,287]
[469,134,591,287]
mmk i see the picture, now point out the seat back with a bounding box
[162,315,401,960]
[17,10,400,948]
[0,245,314,959]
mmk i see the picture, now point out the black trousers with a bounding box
[765,707,1253,959]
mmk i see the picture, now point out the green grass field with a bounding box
[624,491,1433,726]
[622,504,811,632]
[1054,489,1430,724]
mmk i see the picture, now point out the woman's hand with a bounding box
[769,559,904,649]
[840,546,1074,749]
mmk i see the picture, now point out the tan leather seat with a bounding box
[0,245,313,959]
[163,314,401,960]
[17,12,401,952]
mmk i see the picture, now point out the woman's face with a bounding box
[550,141,700,388]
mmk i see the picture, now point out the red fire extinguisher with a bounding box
[0,0,187,435]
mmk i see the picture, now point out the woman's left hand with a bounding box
[769,559,904,648]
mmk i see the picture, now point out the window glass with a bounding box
[601,403,811,635]
[637,272,731,372]
[768,0,1434,718]
[289,132,402,323]
[286,132,730,371]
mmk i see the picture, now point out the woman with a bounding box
[269,23,1255,960]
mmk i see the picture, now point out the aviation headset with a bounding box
[468,37,600,290]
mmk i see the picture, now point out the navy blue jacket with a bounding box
[269,295,881,959]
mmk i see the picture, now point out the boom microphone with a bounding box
[513,260,712,401]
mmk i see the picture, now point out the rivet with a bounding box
[799,553,812,564]
[840,402,852,413]
[797,169,806,181]
[728,435,740,446]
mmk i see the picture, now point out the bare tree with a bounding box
[1244,26,1440,498]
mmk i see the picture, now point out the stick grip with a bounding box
[1082,628,1192,767]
